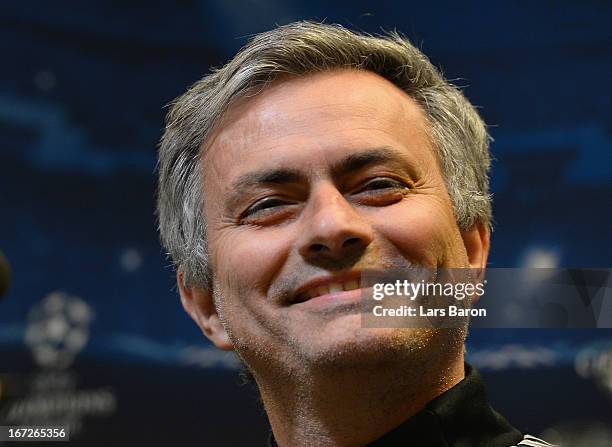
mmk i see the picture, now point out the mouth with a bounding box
[292,273,365,304]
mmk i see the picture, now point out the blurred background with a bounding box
[0,1,611,445]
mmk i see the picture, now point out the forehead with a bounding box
[201,69,435,186]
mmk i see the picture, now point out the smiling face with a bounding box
[182,69,488,382]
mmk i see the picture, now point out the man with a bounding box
[156,22,555,447]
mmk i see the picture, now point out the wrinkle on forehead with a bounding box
[202,69,430,165]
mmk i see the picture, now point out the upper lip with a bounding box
[292,271,364,304]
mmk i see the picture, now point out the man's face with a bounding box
[196,70,482,379]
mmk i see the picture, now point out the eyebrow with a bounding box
[230,169,306,193]
[225,168,305,214]
[329,146,406,178]
[225,146,410,213]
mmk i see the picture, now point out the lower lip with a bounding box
[295,287,367,309]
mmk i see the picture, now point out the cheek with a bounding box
[210,226,293,300]
[373,196,462,266]
[208,227,295,363]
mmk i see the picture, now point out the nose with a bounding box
[298,184,374,263]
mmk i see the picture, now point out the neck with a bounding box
[258,354,465,447]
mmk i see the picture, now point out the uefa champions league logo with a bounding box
[24,291,93,369]
[0,292,116,438]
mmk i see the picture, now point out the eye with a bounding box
[352,177,410,205]
[359,178,406,191]
[240,197,294,222]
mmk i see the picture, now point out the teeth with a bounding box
[328,283,343,293]
[344,280,359,291]
[299,279,363,302]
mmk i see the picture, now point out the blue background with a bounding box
[1,1,611,444]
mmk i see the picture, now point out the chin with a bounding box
[294,323,462,372]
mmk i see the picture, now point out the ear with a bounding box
[177,271,233,351]
[460,221,490,270]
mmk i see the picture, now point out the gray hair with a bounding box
[157,21,492,289]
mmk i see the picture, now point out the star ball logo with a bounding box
[1,292,116,438]
[24,291,93,369]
